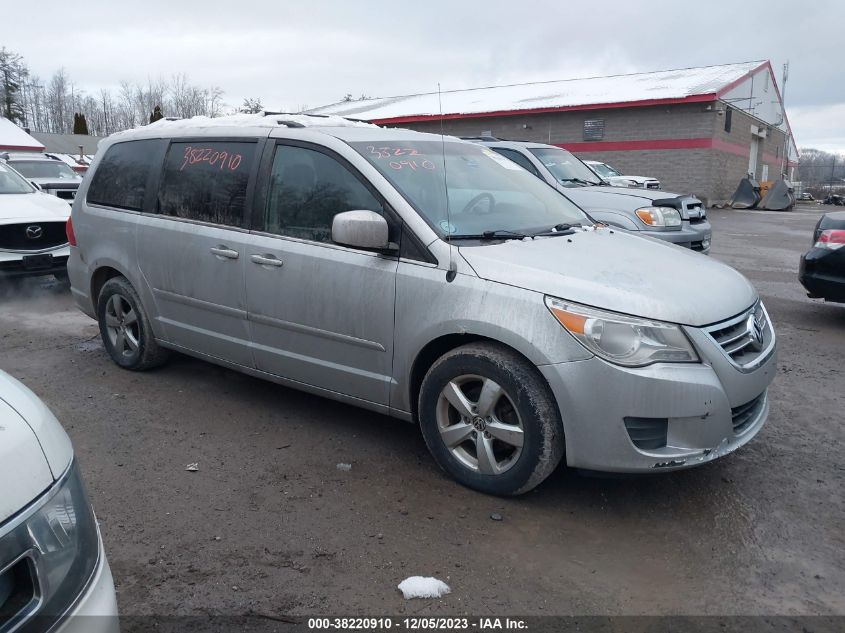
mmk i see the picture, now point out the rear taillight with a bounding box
[66,216,77,246]
[815,229,845,250]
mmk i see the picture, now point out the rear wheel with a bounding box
[97,276,169,370]
[418,342,564,495]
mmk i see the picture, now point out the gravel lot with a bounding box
[1,206,843,619]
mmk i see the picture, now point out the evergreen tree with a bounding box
[149,104,164,123]
[239,97,263,114]
[0,47,26,124]
[73,112,89,134]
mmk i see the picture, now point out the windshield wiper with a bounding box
[449,229,528,240]
[530,223,581,238]
[559,178,598,187]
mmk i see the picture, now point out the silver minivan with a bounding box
[67,113,776,495]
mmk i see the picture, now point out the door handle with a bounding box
[210,246,239,260]
[250,254,284,267]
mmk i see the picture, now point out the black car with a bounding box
[799,211,845,303]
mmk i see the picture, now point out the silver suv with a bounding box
[67,114,776,495]
[468,139,711,253]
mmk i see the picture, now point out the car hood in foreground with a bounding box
[0,371,73,524]
[459,228,756,326]
[0,191,73,222]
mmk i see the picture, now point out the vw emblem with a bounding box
[25,225,43,239]
[746,314,764,351]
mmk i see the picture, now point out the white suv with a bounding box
[584,159,661,190]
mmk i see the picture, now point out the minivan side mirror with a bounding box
[332,210,395,251]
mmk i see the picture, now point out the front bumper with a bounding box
[539,337,776,472]
[641,219,712,253]
[0,245,70,279]
[55,541,119,633]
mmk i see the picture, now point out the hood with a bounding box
[561,186,693,211]
[0,191,73,222]
[31,178,81,189]
[0,399,55,522]
[0,371,73,489]
[459,228,756,327]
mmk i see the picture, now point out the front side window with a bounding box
[491,148,541,178]
[157,141,255,227]
[528,148,603,187]
[88,140,160,210]
[10,160,78,180]
[349,140,589,238]
[265,144,384,242]
[0,163,35,194]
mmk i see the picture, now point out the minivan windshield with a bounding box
[349,140,590,237]
[10,160,79,180]
[0,164,35,194]
[528,148,603,187]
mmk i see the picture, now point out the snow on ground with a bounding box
[397,576,451,599]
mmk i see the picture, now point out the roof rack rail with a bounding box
[276,119,306,128]
[460,136,500,142]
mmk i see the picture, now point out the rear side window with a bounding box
[156,141,256,227]
[264,144,384,242]
[87,140,159,210]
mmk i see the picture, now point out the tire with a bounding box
[418,342,564,495]
[97,276,170,370]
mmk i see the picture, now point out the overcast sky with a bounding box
[3,0,843,152]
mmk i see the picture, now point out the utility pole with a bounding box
[830,155,837,195]
[779,61,789,177]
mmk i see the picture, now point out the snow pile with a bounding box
[397,576,451,599]
[147,111,376,132]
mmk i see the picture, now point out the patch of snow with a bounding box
[397,576,451,599]
[336,463,352,471]
[309,61,765,121]
[146,112,376,132]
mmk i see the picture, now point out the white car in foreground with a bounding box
[0,162,72,281]
[584,159,661,190]
[0,370,118,632]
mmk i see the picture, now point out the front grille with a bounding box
[646,182,660,189]
[0,555,38,631]
[624,417,668,450]
[55,190,76,200]
[0,222,68,251]
[731,392,766,434]
[703,302,773,370]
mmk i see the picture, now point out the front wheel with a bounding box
[97,276,170,370]
[418,342,564,495]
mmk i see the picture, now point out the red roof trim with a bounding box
[371,94,716,125]
[0,143,46,152]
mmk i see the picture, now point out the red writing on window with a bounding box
[388,160,436,171]
[179,146,244,172]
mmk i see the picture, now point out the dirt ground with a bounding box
[0,206,842,618]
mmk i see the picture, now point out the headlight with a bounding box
[0,460,100,623]
[635,206,682,228]
[545,297,699,367]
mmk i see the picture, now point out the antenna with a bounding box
[439,83,457,282]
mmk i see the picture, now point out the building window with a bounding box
[724,106,732,133]
[583,119,604,141]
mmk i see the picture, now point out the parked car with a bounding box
[796,192,815,202]
[799,211,845,303]
[0,160,73,281]
[0,153,84,202]
[583,159,661,190]
[0,370,119,632]
[467,138,711,253]
[68,113,775,495]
